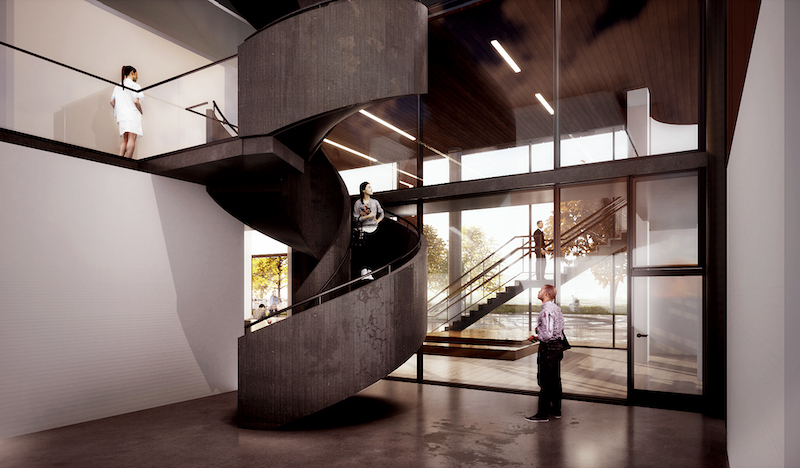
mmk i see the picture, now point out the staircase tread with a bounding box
[423,341,536,351]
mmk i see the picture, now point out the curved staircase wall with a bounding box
[238,0,428,142]
[234,0,429,429]
[238,232,427,429]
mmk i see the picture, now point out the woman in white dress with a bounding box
[110,66,144,159]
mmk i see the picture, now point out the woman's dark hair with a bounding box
[121,65,136,84]
[359,181,370,200]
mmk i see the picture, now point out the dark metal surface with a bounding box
[238,233,428,429]
[237,0,428,145]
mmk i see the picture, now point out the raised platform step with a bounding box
[423,329,538,360]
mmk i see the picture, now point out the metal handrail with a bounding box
[430,196,627,310]
[427,238,532,317]
[427,196,629,330]
[428,253,529,326]
[427,234,532,307]
[246,208,421,329]
[184,100,240,135]
[0,41,236,94]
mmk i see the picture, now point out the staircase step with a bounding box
[421,341,539,360]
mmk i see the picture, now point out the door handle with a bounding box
[637,333,648,338]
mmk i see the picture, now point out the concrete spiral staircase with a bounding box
[139,0,429,429]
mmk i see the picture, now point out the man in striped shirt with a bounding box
[526,284,565,422]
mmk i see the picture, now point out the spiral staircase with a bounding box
[139,0,429,429]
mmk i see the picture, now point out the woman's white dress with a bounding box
[111,78,144,136]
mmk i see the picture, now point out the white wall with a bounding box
[2,0,236,158]
[727,1,800,466]
[0,142,243,439]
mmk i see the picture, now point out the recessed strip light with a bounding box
[359,110,417,141]
[399,180,414,188]
[323,139,377,162]
[491,40,521,73]
[535,93,555,115]
[395,167,421,181]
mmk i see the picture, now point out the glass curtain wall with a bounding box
[557,181,628,349]
[349,0,702,402]
[326,0,700,184]
[558,0,700,165]
[421,0,555,184]
[324,96,420,195]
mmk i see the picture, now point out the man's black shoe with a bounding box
[524,414,549,422]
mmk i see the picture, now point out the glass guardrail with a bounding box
[1,42,238,160]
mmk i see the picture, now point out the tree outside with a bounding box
[544,198,627,301]
[424,223,500,298]
[252,254,287,303]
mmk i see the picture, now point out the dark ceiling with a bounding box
[323,0,699,173]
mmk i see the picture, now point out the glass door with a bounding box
[630,173,703,396]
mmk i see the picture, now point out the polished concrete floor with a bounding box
[0,380,728,468]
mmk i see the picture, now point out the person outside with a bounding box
[533,220,546,280]
[254,303,267,321]
[110,66,144,159]
[352,181,384,280]
[268,291,280,312]
[526,284,565,422]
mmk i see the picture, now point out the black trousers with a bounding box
[353,229,381,274]
[537,342,563,414]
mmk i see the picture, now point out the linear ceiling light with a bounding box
[491,40,521,73]
[399,180,414,188]
[535,93,555,115]
[323,139,377,162]
[359,110,416,141]
[395,167,421,181]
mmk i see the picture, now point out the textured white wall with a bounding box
[727,1,798,466]
[0,142,243,439]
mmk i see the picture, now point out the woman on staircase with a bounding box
[353,181,384,280]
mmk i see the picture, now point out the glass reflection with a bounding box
[324,96,419,188]
[557,181,628,348]
[633,173,699,267]
[559,0,699,163]
[632,275,702,395]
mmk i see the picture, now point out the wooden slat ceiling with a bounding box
[323,0,699,173]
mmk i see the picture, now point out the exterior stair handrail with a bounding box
[429,196,629,330]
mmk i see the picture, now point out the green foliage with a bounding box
[423,223,500,296]
[461,224,500,296]
[424,224,448,292]
[544,198,627,292]
[252,255,287,300]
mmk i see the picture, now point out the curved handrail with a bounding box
[246,208,421,329]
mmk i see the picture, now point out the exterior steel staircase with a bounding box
[427,197,628,338]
